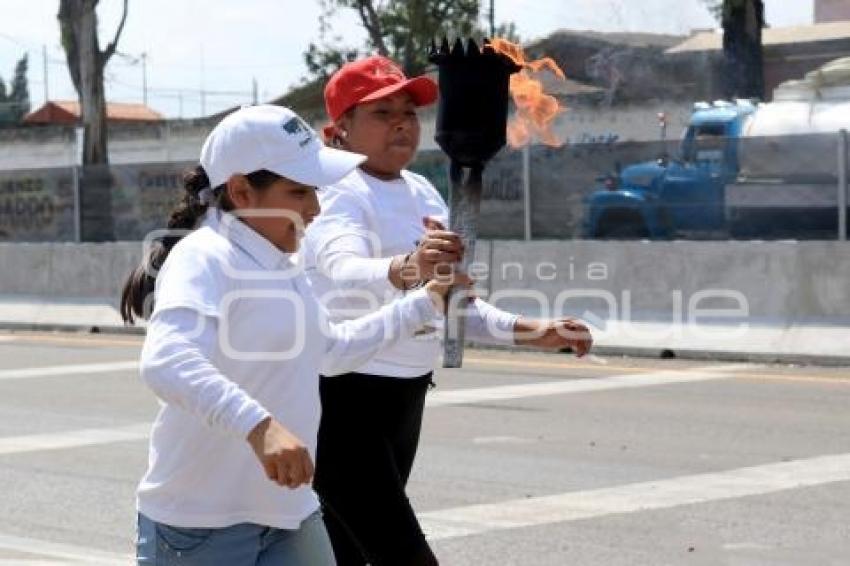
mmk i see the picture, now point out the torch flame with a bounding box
[487,38,567,148]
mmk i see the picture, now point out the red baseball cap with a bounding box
[324,56,438,122]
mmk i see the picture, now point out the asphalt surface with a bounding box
[0,330,849,565]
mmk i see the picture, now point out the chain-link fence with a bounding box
[1,132,848,242]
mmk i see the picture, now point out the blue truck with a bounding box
[580,98,848,239]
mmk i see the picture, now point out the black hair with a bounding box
[119,166,281,324]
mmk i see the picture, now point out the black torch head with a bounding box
[430,38,521,168]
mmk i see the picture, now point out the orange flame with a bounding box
[486,38,567,148]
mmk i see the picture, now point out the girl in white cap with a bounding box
[306,57,593,565]
[120,104,467,565]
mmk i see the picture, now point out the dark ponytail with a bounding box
[120,165,221,325]
[120,167,281,325]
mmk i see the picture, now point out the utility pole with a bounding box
[489,0,495,37]
[141,52,148,105]
[42,44,49,103]
[200,45,206,116]
[252,77,258,105]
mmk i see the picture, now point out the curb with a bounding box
[467,342,850,368]
[2,322,847,367]
[0,321,145,336]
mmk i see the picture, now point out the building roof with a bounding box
[666,20,850,54]
[23,100,164,124]
[531,29,684,51]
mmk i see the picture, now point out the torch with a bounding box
[430,38,520,368]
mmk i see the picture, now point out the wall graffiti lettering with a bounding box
[137,171,183,221]
[0,176,58,233]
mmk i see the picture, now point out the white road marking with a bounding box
[0,365,749,457]
[0,361,139,381]
[426,364,750,408]
[0,424,150,456]
[420,452,850,541]
[3,453,848,563]
[0,534,129,565]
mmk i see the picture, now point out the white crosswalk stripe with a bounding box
[0,361,139,381]
[0,424,150,456]
[420,452,850,541]
[425,364,749,407]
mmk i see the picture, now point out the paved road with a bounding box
[0,330,849,565]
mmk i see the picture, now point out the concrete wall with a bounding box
[816,0,850,23]
[480,240,850,326]
[1,240,847,327]
[0,121,210,170]
[0,102,689,171]
[0,241,142,303]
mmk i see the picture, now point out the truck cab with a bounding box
[582,101,756,239]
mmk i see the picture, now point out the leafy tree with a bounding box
[9,54,30,122]
[703,0,765,99]
[305,0,519,79]
[0,55,31,126]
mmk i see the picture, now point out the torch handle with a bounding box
[443,161,483,368]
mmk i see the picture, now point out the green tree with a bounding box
[0,76,9,126]
[9,54,30,122]
[305,0,518,79]
[0,55,29,126]
[703,0,765,99]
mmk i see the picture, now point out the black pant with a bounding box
[315,372,438,566]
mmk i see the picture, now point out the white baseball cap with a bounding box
[200,104,366,188]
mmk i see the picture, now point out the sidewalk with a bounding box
[0,295,143,334]
[1,296,847,366]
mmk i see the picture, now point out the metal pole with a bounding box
[42,45,49,103]
[73,126,84,242]
[839,129,848,241]
[72,166,81,243]
[141,52,148,106]
[443,161,482,368]
[252,78,258,105]
[523,143,531,241]
[200,46,206,116]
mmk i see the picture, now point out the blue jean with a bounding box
[136,510,336,565]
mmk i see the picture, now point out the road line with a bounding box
[6,452,849,562]
[0,366,747,456]
[0,361,139,381]
[0,534,129,565]
[0,424,150,456]
[426,364,749,407]
[420,452,850,541]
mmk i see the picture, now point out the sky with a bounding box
[0,0,814,119]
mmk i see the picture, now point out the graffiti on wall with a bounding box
[410,150,525,202]
[111,162,191,240]
[0,170,75,241]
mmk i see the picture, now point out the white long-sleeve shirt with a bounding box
[137,208,438,529]
[304,168,518,378]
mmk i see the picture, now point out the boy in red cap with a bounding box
[305,56,593,566]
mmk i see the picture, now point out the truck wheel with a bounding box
[594,209,650,239]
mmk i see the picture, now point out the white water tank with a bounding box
[732,58,850,178]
